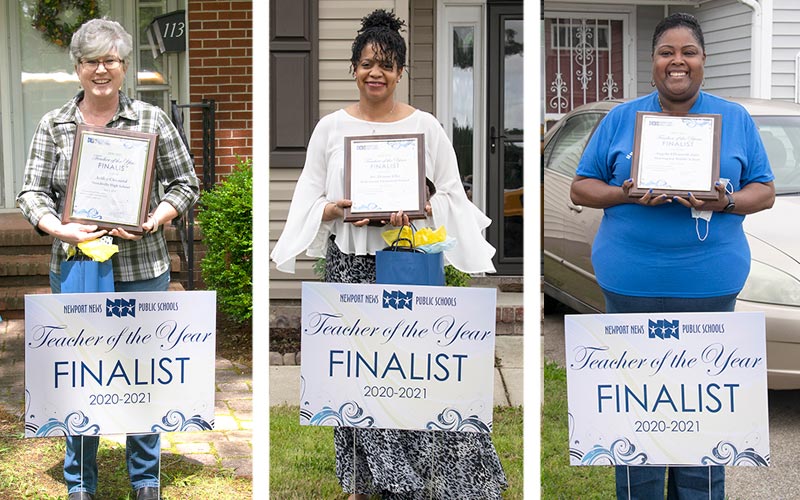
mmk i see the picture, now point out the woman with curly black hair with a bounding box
[271,8,507,499]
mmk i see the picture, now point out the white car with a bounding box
[543,97,800,389]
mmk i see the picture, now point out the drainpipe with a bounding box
[737,0,772,99]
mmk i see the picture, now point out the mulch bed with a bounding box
[216,312,252,367]
[269,327,301,354]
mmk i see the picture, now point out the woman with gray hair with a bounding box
[17,18,199,500]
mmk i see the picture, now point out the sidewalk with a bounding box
[269,335,524,407]
[0,317,252,477]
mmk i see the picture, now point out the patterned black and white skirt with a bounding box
[325,238,508,499]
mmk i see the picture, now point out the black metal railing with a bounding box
[170,99,216,290]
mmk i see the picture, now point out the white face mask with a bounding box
[692,206,712,241]
[690,178,734,241]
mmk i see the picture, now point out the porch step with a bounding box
[0,212,188,319]
[470,275,523,293]
[0,254,51,277]
[467,275,523,334]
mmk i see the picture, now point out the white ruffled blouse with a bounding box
[270,109,496,274]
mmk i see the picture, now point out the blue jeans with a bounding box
[602,290,736,500]
[51,270,169,495]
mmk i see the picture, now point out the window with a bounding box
[544,112,605,177]
[437,1,485,211]
[551,22,610,51]
[544,16,625,119]
[136,1,173,109]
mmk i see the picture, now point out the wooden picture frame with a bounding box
[343,133,426,222]
[62,124,158,234]
[629,112,721,200]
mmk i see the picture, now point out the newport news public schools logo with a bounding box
[382,290,413,311]
[106,298,136,318]
[648,319,679,340]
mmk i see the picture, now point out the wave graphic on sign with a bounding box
[308,401,375,427]
[572,436,649,466]
[32,411,101,437]
[701,441,770,466]
[151,410,214,432]
[426,408,492,433]
[568,410,648,465]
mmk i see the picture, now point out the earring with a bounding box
[650,80,655,87]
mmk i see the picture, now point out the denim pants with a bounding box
[602,289,736,500]
[51,270,169,495]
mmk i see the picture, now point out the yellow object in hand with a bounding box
[77,237,119,262]
[382,225,447,247]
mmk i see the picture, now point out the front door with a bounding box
[0,1,184,212]
[487,0,523,275]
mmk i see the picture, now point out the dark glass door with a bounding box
[487,0,523,274]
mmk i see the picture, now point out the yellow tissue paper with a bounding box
[77,238,119,262]
[382,225,447,247]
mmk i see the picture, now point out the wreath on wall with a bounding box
[31,0,99,47]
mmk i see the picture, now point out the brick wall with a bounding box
[187,1,253,184]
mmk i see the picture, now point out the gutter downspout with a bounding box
[737,0,772,99]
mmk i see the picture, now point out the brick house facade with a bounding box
[187,1,253,181]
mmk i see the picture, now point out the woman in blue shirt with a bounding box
[570,12,775,500]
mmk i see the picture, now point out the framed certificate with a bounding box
[344,134,426,222]
[63,125,158,234]
[629,112,721,200]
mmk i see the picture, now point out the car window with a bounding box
[754,116,800,194]
[544,112,605,177]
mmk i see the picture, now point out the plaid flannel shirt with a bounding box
[17,91,200,282]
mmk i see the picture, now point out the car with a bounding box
[543,97,800,390]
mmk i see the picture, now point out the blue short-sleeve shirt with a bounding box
[576,91,774,297]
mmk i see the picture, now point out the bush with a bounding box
[197,157,252,322]
[444,264,472,287]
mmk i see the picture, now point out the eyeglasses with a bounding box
[80,58,123,70]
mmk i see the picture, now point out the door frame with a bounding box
[487,0,524,275]
[0,0,185,212]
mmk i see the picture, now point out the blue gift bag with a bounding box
[376,238,445,286]
[60,260,115,293]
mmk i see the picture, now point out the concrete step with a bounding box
[471,275,523,293]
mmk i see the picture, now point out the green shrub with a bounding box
[197,157,252,322]
[444,264,472,287]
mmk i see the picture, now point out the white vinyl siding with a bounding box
[635,5,663,97]
[411,0,435,112]
[269,169,320,299]
[771,0,800,101]
[673,0,752,97]
[318,0,408,118]
[270,0,410,299]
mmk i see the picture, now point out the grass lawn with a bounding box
[270,405,524,498]
[0,313,253,499]
[541,360,616,499]
[0,407,252,499]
